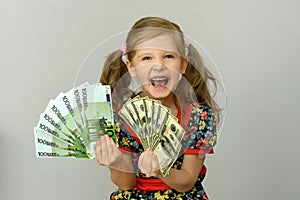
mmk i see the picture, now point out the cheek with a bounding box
[167,60,183,71]
[171,71,181,81]
[168,62,184,74]
[135,69,150,83]
[135,64,151,75]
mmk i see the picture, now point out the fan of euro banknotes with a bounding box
[34,82,185,176]
[34,82,117,159]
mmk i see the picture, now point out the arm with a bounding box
[158,154,205,192]
[160,104,216,191]
[95,135,136,190]
[108,154,136,190]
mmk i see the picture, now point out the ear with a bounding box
[180,57,188,74]
[126,59,136,77]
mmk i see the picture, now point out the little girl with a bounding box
[95,16,221,199]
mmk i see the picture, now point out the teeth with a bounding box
[151,77,167,81]
[150,77,169,86]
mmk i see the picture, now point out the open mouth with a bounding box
[150,77,169,87]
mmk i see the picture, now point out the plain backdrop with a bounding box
[1,0,299,199]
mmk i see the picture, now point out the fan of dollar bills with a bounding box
[34,82,117,159]
[118,96,185,176]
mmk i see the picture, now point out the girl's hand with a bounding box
[138,148,160,177]
[95,134,122,167]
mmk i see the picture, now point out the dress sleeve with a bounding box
[183,104,217,155]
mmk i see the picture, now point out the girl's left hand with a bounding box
[138,148,160,177]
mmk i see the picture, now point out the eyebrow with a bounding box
[136,50,177,57]
[136,52,153,58]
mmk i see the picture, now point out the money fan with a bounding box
[34,82,117,159]
[118,96,185,176]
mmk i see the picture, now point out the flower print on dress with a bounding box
[199,120,206,131]
[110,103,217,200]
[201,111,208,121]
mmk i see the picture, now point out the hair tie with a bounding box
[120,43,127,55]
[120,43,127,63]
[184,39,189,56]
[184,39,189,48]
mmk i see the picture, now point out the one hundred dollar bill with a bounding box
[154,127,182,177]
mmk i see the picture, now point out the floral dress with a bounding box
[110,103,217,200]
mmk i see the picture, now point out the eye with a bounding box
[164,54,174,59]
[142,56,152,61]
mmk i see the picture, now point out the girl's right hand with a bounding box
[138,148,160,177]
[95,134,122,167]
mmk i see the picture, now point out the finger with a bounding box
[138,151,145,171]
[105,135,115,160]
[138,151,150,173]
[151,152,159,172]
[95,140,103,165]
[111,139,120,157]
[106,134,116,148]
[144,151,154,177]
[144,151,152,173]
[100,135,109,161]
[108,135,116,146]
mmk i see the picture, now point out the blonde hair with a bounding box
[100,16,221,123]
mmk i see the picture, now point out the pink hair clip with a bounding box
[120,43,127,55]
[120,43,127,63]
[184,39,189,48]
[184,39,189,56]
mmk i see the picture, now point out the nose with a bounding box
[152,58,166,71]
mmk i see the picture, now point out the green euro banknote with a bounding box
[80,83,117,157]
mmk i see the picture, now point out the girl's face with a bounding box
[126,34,187,100]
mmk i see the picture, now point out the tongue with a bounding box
[151,79,168,87]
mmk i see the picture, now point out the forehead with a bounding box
[134,34,179,53]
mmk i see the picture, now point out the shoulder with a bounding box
[185,103,216,127]
[190,103,214,116]
[182,103,217,154]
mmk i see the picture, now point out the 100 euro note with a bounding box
[80,83,117,158]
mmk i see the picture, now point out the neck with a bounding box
[140,92,178,116]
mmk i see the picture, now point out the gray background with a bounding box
[1,0,299,199]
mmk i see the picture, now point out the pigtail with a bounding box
[99,50,132,111]
[99,50,127,89]
[182,44,221,124]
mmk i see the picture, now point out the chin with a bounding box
[142,84,173,100]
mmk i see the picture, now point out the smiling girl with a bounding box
[95,16,221,199]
